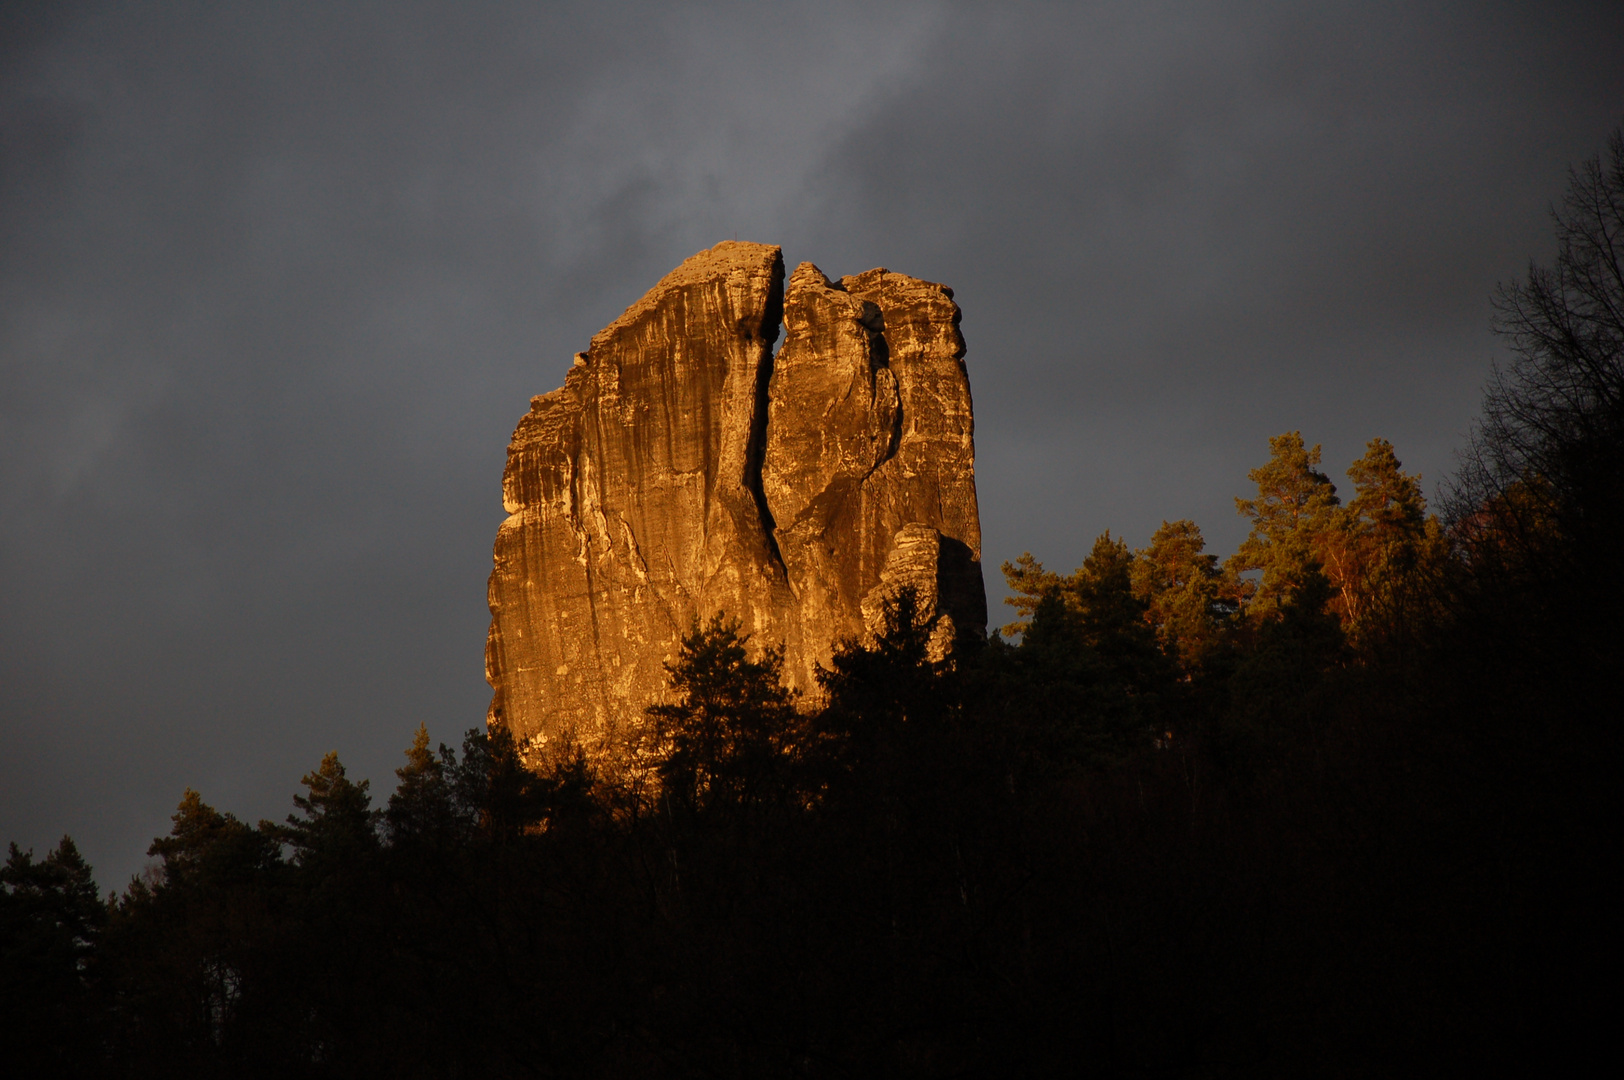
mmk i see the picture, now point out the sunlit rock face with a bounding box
[486,241,984,750]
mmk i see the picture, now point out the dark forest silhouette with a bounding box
[6,127,1620,1078]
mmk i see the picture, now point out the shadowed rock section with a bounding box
[487,241,984,749]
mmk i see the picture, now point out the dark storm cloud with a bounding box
[791,1,1624,570]
[2,1,1620,888]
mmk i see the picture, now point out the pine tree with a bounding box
[148,789,278,889]
[815,587,953,772]
[385,724,460,847]
[998,551,1065,637]
[1229,432,1341,619]
[1324,438,1443,645]
[1001,535,1170,691]
[649,615,801,815]
[1132,519,1235,674]
[280,752,378,870]
[0,837,105,1074]
[1069,532,1168,691]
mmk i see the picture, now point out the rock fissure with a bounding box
[744,277,786,575]
[486,242,984,749]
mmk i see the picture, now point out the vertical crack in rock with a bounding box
[486,242,983,752]
[744,262,786,572]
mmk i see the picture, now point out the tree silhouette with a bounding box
[1,837,104,1075]
[279,752,378,869]
[1453,123,1624,609]
[648,614,802,818]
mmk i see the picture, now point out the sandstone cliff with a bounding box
[486,241,983,750]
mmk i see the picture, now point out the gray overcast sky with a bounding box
[4,1,1621,889]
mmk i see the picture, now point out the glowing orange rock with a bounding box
[486,241,983,750]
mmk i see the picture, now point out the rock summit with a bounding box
[486,242,984,750]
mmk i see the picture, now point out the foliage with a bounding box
[648,614,802,817]
[1227,430,1341,619]
[1131,518,1238,673]
[1333,438,1449,648]
[277,751,379,870]
[1,837,105,1076]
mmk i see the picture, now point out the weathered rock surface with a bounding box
[487,241,984,750]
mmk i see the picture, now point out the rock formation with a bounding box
[486,241,984,750]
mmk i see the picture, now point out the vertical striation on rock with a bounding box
[487,241,983,751]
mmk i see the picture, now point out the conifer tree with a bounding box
[1004,535,1172,689]
[0,837,105,1074]
[1069,532,1168,691]
[649,615,801,815]
[998,551,1065,637]
[1324,438,1444,645]
[280,752,378,869]
[815,587,952,773]
[148,789,278,888]
[385,724,460,847]
[1132,519,1240,674]
[1003,536,1153,635]
[1229,432,1341,619]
